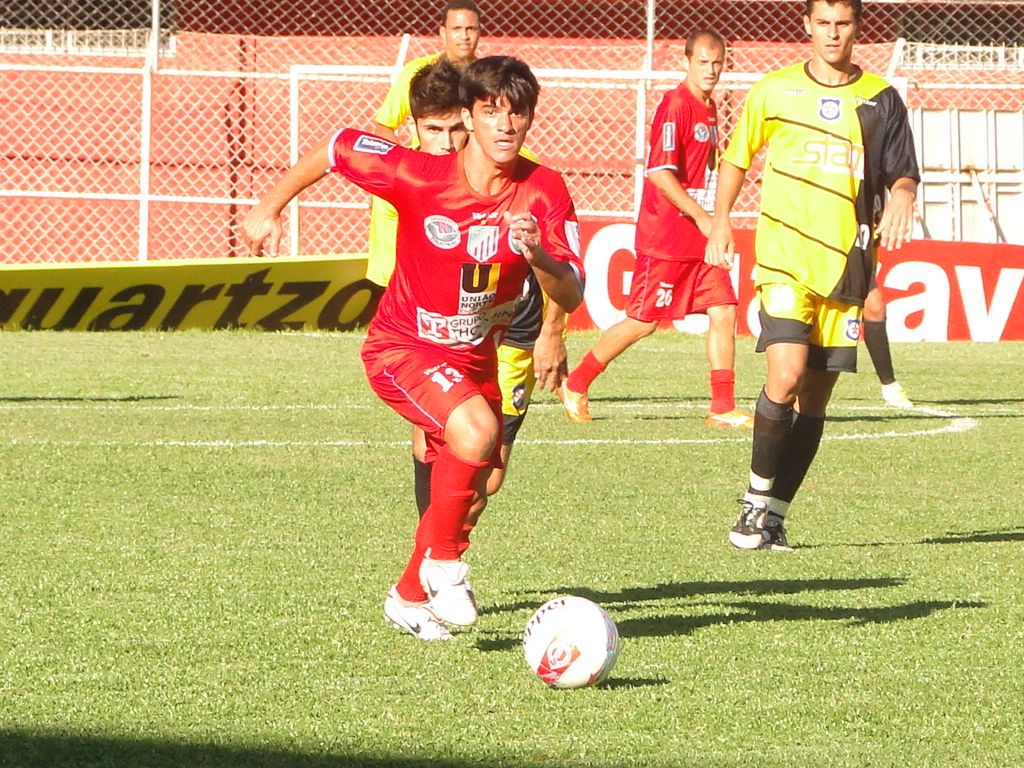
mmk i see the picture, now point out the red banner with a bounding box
[571,220,1024,342]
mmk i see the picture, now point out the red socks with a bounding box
[566,351,607,394]
[710,369,736,414]
[395,445,488,603]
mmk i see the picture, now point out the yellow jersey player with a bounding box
[705,0,919,550]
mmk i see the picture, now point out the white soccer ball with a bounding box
[522,596,620,689]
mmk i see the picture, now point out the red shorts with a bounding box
[362,338,504,465]
[626,254,737,322]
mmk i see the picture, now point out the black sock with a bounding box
[772,412,826,503]
[864,320,896,385]
[749,389,794,494]
[413,457,432,519]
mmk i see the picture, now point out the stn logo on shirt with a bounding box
[467,225,500,263]
[424,215,460,249]
[459,262,499,314]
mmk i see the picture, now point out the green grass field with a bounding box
[2,330,1022,767]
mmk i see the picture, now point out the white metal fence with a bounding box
[1,0,1021,263]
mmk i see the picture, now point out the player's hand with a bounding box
[704,219,735,270]
[505,211,541,259]
[876,186,916,251]
[241,205,284,257]
[533,324,568,393]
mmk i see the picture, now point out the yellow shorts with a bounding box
[755,281,862,373]
[497,343,535,444]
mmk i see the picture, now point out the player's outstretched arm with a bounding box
[875,178,918,251]
[704,160,747,270]
[533,300,568,393]
[505,211,584,313]
[241,135,334,257]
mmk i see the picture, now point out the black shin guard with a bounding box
[771,412,826,504]
[864,320,896,386]
[413,457,432,519]
[749,389,794,492]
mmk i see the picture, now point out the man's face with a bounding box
[412,111,469,155]
[804,1,859,68]
[440,9,481,66]
[685,38,725,97]
[462,96,531,166]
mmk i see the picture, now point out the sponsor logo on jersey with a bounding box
[693,122,711,143]
[467,225,500,263]
[353,135,396,155]
[845,317,862,342]
[424,215,461,249]
[856,96,878,108]
[458,262,499,314]
[819,97,842,122]
[415,300,517,346]
[662,122,676,152]
[785,88,808,96]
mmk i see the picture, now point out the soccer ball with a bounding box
[522,596,619,689]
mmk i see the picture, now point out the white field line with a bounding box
[3,404,978,448]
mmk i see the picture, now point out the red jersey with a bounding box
[634,84,719,261]
[329,129,583,377]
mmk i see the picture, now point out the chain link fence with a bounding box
[1,0,1022,263]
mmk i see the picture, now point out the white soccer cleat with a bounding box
[881,381,914,410]
[420,556,479,627]
[729,498,769,550]
[383,586,453,641]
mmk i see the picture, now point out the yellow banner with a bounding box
[0,255,383,331]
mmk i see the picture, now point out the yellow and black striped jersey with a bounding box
[723,62,919,304]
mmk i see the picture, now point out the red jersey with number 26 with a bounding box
[635,84,719,261]
[329,129,583,378]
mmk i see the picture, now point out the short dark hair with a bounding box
[805,0,862,21]
[443,0,481,22]
[459,55,540,117]
[409,59,464,119]
[685,28,726,57]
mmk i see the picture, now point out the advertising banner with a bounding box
[2,230,1022,340]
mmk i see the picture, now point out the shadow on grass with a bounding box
[920,526,1024,545]
[0,730,657,768]
[805,526,1024,548]
[476,577,984,653]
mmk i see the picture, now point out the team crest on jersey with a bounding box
[424,215,461,249]
[459,262,500,314]
[693,122,711,143]
[845,317,862,342]
[819,97,842,122]
[353,135,396,155]
[467,224,500,263]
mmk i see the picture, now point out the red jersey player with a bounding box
[241,56,584,641]
[558,30,752,429]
